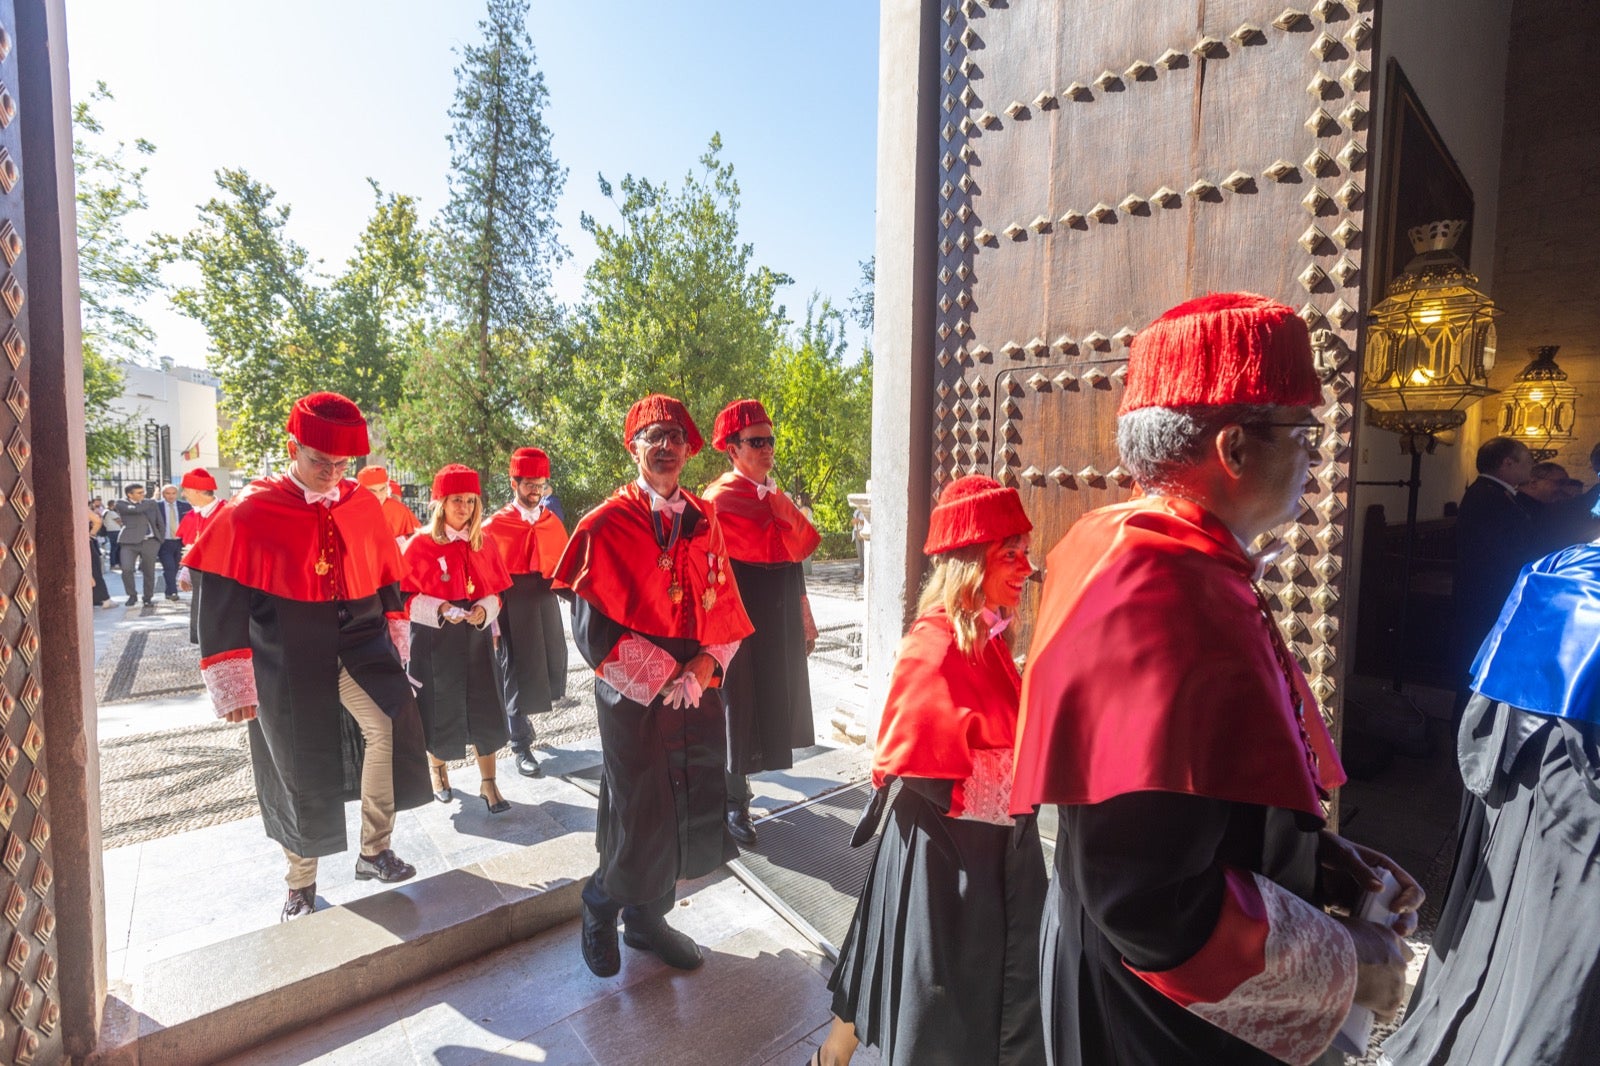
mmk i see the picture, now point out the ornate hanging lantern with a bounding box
[1500,345,1577,461]
[1362,220,1500,450]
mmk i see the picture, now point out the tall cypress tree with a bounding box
[389,0,567,479]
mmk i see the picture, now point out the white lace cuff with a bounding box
[200,653,257,717]
[953,747,1015,825]
[473,595,501,629]
[599,633,678,705]
[409,593,447,628]
[387,616,412,664]
[703,640,741,674]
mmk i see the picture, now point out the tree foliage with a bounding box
[388,0,566,486]
[554,136,791,513]
[163,171,425,467]
[73,82,157,473]
[766,299,872,531]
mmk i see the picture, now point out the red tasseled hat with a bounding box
[924,475,1033,556]
[431,464,481,500]
[1117,292,1322,415]
[355,466,388,488]
[623,393,703,456]
[286,391,370,456]
[180,468,216,491]
[509,447,551,479]
[712,399,772,451]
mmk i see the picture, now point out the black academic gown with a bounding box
[1045,793,1339,1066]
[723,559,813,773]
[410,599,509,760]
[497,572,568,717]
[829,780,1046,1066]
[1381,694,1600,1065]
[571,594,736,907]
[196,573,432,857]
[1453,478,1537,669]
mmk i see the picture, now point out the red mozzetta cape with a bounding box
[381,496,420,539]
[1013,496,1344,820]
[184,475,404,602]
[481,503,569,576]
[702,471,821,565]
[400,532,513,601]
[177,498,230,548]
[872,608,1020,810]
[552,482,754,645]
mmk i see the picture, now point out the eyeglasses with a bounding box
[635,427,688,448]
[1253,422,1326,450]
[298,449,353,474]
[734,435,777,450]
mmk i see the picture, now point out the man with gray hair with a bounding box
[1014,292,1421,1065]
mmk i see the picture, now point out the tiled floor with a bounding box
[217,872,883,1066]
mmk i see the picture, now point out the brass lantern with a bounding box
[1500,345,1577,461]
[1363,220,1500,449]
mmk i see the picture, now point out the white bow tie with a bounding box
[652,495,687,516]
[517,501,544,524]
[304,489,339,507]
[444,525,470,542]
[981,609,1011,639]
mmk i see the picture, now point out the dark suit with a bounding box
[1453,477,1537,675]
[155,496,191,596]
[111,497,165,603]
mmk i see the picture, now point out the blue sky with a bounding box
[65,0,881,363]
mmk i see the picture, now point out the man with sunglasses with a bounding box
[185,392,431,921]
[482,447,570,778]
[1014,294,1422,1065]
[552,393,754,977]
[703,399,820,846]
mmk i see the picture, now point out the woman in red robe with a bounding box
[401,465,514,814]
[818,475,1046,1066]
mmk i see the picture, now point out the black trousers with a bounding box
[582,870,674,923]
[158,538,183,595]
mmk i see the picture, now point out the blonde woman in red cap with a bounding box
[703,399,820,846]
[551,393,754,977]
[186,392,431,921]
[817,474,1045,1066]
[401,464,515,814]
[1013,294,1421,1066]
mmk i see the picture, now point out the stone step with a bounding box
[88,831,594,1066]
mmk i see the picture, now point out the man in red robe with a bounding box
[482,447,571,778]
[552,394,754,977]
[176,466,227,644]
[357,465,421,546]
[186,393,430,921]
[1013,294,1423,1065]
[703,399,820,846]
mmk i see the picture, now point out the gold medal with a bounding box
[658,553,672,570]
[717,571,725,585]
[314,552,332,576]
[702,589,717,611]
[466,577,476,596]
[668,580,683,605]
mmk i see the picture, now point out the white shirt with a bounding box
[636,477,686,515]
[286,468,340,507]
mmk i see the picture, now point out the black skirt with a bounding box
[410,601,509,760]
[828,783,1047,1065]
[496,573,568,717]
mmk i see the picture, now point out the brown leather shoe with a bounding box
[354,849,416,883]
[281,884,316,922]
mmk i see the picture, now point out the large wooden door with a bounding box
[933,1,1372,733]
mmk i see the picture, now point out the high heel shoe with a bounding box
[480,778,510,814]
[430,763,452,804]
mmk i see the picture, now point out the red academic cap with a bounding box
[431,464,481,500]
[355,466,388,488]
[712,399,772,451]
[286,392,370,456]
[923,475,1032,556]
[624,394,703,456]
[180,468,216,491]
[1117,292,1321,415]
[509,447,551,480]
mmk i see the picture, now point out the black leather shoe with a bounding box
[281,884,316,922]
[623,912,703,970]
[143,599,155,607]
[514,750,543,778]
[125,596,137,606]
[581,899,621,977]
[726,807,758,847]
[354,849,416,883]
[166,594,180,601]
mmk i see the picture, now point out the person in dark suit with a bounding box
[1452,436,1537,691]
[155,483,192,601]
[110,483,165,606]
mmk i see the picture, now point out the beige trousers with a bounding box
[283,667,396,888]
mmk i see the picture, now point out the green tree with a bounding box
[163,172,425,467]
[73,82,157,473]
[554,135,791,513]
[388,0,567,483]
[766,298,872,531]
